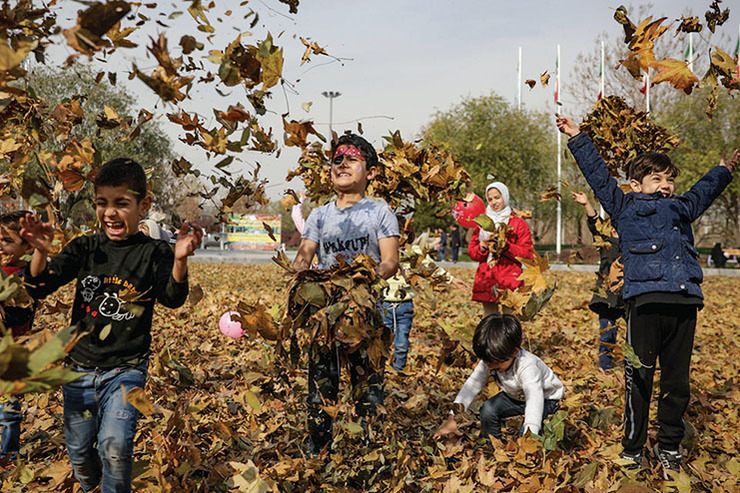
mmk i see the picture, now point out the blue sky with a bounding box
[46,1,739,199]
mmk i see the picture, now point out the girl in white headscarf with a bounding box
[468,181,533,316]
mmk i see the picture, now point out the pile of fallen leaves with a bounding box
[0,263,738,491]
[579,96,680,176]
[285,130,470,213]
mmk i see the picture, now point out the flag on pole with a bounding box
[555,45,561,104]
[685,32,694,73]
[734,28,739,78]
[639,72,648,95]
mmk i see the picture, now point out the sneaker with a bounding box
[619,450,643,469]
[653,444,683,479]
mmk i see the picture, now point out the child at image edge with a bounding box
[20,158,202,493]
[434,314,564,445]
[292,134,400,454]
[0,211,36,468]
[556,114,738,477]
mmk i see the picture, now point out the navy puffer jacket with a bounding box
[568,132,732,301]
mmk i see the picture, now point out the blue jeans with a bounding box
[599,316,619,370]
[0,395,21,457]
[437,247,446,261]
[63,362,148,493]
[381,300,414,371]
[480,391,560,443]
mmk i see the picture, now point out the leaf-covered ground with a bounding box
[2,264,738,492]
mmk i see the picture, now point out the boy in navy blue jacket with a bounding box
[556,114,738,477]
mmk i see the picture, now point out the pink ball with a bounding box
[219,311,245,339]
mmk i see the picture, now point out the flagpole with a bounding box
[599,41,605,100]
[556,44,562,257]
[517,46,522,110]
[645,67,650,113]
[687,32,694,73]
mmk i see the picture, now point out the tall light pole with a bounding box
[321,91,341,134]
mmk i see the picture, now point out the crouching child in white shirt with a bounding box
[434,314,564,445]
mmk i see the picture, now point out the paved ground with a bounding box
[192,248,740,276]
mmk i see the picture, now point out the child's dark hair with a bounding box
[94,158,148,201]
[331,134,378,169]
[473,314,522,363]
[0,210,32,236]
[627,152,680,183]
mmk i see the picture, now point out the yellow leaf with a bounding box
[517,250,549,293]
[125,387,155,416]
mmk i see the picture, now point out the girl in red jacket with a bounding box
[468,182,533,316]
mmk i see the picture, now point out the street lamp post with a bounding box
[321,90,341,134]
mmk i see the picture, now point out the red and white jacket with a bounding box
[468,214,533,303]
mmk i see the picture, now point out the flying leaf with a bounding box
[675,15,702,35]
[517,250,550,293]
[540,71,550,87]
[524,79,536,89]
[649,58,700,94]
[705,0,729,33]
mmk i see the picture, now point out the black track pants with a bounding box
[622,302,696,454]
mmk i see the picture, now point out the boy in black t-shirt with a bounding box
[21,158,202,493]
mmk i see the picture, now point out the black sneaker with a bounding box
[653,444,683,479]
[619,450,643,469]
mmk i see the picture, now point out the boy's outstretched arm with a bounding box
[681,149,737,221]
[555,113,626,217]
[19,213,54,277]
[173,221,203,282]
[377,236,400,279]
[292,238,318,271]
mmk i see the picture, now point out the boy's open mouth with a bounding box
[105,221,126,235]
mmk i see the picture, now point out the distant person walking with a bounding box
[437,227,447,261]
[450,224,461,263]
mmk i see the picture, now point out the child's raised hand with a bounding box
[433,414,462,439]
[719,149,739,174]
[174,221,203,261]
[555,113,580,137]
[19,213,54,253]
[571,191,589,205]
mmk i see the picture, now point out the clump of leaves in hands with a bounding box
[253,252,390,370]
[579,96,680,176]
[474,214,512,266]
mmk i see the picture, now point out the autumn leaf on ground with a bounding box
[517,250,549,293]
[650,58,700,94]
[524,79,536,89]
[540,71,550,87]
